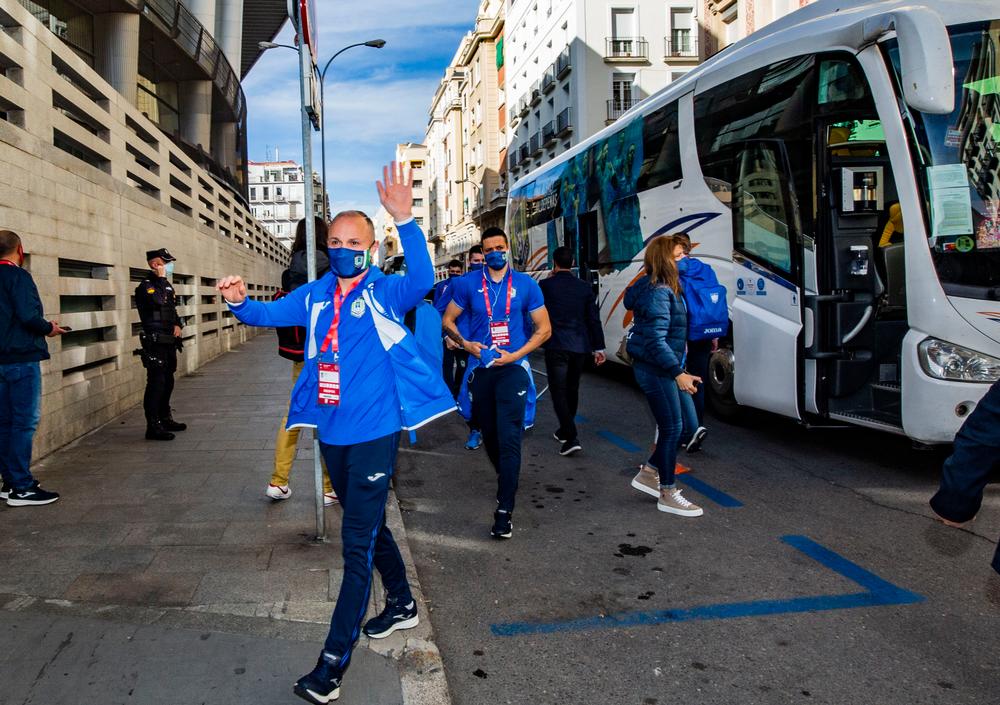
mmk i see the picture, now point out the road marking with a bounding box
[679,475,743,508]
[490,535,924,637]
[596,430,642,452]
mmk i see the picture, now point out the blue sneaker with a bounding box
[363,595,419,639]
[465,430,483,450]
[294,656,342,704]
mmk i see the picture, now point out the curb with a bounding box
[366,488,452,705]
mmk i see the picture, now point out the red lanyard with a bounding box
[320,280,363,355]
[481,272,512,322]
[0,260,17,266]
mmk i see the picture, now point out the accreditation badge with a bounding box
[317,357,341,406]
[489,320,511,348]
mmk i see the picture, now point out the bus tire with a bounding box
[707,344,741,421]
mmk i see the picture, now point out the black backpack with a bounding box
[274,268,306,361]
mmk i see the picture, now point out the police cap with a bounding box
[146,248,176,262]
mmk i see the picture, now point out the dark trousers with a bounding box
[0,362,42,490]
[930,380,1000,574]
[686,339,713,425]
[442,346,469,398]
[470,364,529,513]
[319,432,413,670]
[142,342,177,427]
[544,349,587,441]
[633,366,683,487]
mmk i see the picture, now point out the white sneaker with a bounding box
[324,492,339,506]
[657,487,704,517]
[630,465,660,498]
[686,426,707,453]
[265,483,291,500]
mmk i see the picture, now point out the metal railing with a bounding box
[664,34,698,57]
[605,36,649,60]
[529,132,541,155]
[518,143,529,163]
[542,120,556,144]
[556,108,572,135]
[607,98,636,121]
[556,47,572,77]
[542,67,556,93]
[530,80,542,105]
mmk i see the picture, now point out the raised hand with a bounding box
[217,275,248,304]
[376,161,413,222]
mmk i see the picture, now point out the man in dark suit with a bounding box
[539,246,606,456]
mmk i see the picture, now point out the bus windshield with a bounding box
[882,21,1000,301]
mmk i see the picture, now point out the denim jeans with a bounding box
[686,339,713,425]
[0,361,42,490]
[633,365,684,487]
[929,380,1000,574]
[319,432,413,672]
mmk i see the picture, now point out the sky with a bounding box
[242,1,481,217]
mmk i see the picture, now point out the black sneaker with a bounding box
[145,425,175,441]
[552,432,567,443]
[362,595,419,639]
[161,417,187,432]
[559,439,582,456]
[491,509,513,539]
[686,426,707,453]
[0,482,11,500]
[294,656,342,704]
[6,482,59,507]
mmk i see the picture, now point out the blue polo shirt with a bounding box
[450,268,545,352]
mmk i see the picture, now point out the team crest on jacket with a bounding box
[350,299,366,318]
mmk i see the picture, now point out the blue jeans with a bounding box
[470,364,529,513]
[929,380,1000,574]
[634,366,684,487]
[319,432,413,671]
[0,362,42,490]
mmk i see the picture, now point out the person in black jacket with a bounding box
[539,247,606,456]
[135,247,185,440]
[0,230,66,506]
[267,216,337,505]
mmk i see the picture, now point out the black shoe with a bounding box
[552,432,567,443]
[145,426,175,441]
[686,426,707,453]
[6,482,59,507]
[362,595,419,639]
[559,439,582,456]
[491,510,513,539]
[161,417,187,432]
[294,656,342,704]
[0,481,11,500]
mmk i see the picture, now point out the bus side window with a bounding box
[638,102,681,190]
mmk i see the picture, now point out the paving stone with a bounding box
[147,545,272,572]
[64,572,203,607]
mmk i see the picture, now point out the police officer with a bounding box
[135,248,185,441]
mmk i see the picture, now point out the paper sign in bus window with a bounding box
[927,164,974,240]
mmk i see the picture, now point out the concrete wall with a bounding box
[0,0,286,458]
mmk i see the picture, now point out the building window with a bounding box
[250,188,257,200]
[276,187,283,198]
[263,187,270,200]
[669,8,694,55]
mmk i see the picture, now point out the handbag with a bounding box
[616,327,634,365]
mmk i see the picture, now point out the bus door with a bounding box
[576,210,601,297]
[729,139,805,420]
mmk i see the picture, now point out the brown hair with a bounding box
[674,232,692,255]
[643,235,682,294]
[0,229,20,257]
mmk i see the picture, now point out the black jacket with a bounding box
[135,275,181,335]
[539,271,605,354]
[0,263,51,363]
[276,250,330,361]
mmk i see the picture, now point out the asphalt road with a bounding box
[395,357,999,705]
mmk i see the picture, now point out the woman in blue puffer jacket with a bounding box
[624,235,704,517]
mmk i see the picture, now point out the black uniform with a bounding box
[135,274,182,433]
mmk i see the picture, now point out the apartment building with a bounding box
[248,160,325,248]
[701,0,816,56]
[375,143,433,267]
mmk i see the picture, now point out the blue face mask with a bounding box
[485,250,508,271]
[164,262,175,278]
[328,247,371,278]
[468,262,484,272]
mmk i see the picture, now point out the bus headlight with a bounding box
[918,338,1000,383]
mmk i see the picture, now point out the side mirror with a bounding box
[863,6,955,115]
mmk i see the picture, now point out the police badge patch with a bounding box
[350,299,366,318]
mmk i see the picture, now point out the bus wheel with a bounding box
[707,345,740,420]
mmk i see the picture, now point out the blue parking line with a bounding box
[575,415,589,424]
[490,535,924,637]
[679,475,743,508]
[597,430,641,453]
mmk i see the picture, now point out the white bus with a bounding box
[506,0,999,444]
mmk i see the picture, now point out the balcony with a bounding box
[508,150,520,171]
[530,132,542,156]
[607,97,636,122]
[518,95,530,117]
[542,67,556,93]
[556,108,573,136]
[556,47,572,78]
[509,106,519,126]
[542,120,556,145]
[664,34,698,58]
[529,80,542,106]
[519,144,529,163]
[605,37,650,61]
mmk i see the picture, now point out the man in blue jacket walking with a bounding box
[0,230,66,506]
[218,164,454,705]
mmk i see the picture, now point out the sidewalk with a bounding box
[0,334,448,705]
